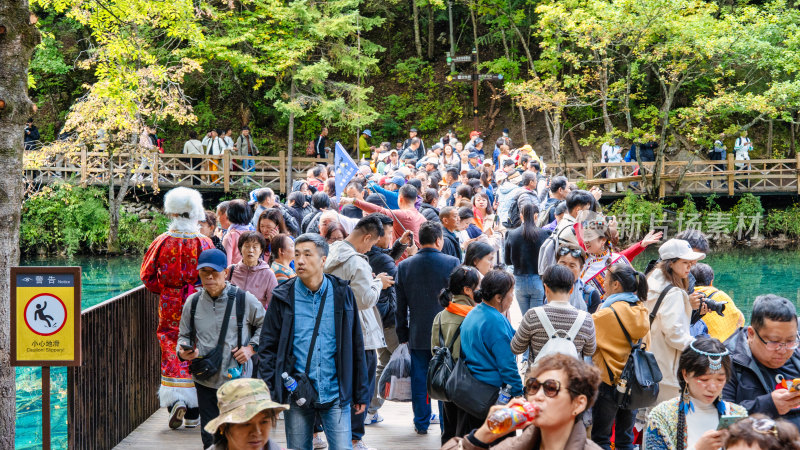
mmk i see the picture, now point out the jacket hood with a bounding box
[726,327,754,368]
[324,240,367,272]
[236,260,270,271]
[647,267,673,297]
[499,182,518,195]
[420,202,438,211]
[292,180,307,192]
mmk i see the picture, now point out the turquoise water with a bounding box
[16,256,143,450]
[13,248,800,447]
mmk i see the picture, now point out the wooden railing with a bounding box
[23,149,334,194]
[68,285,159,450]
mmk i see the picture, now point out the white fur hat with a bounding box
[163,187,205,222]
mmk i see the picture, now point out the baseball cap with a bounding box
[469,130,481,139]
[468,152,479,159]
[474,138,484,145]
[410,127,418,132]
[390,176,406,187]
[658,239,706,261]
[197,249,228,272]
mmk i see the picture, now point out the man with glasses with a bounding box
[723,294,800,431]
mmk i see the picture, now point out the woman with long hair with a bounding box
[471,192,494,232]
[645,336,746,450]
[256,208,287,244]
[504,202,548,314]
[221,199,253,265]
[591,264,651,450]
[646,239,706,403]
[430,266,481,444]
[464,241,496,278]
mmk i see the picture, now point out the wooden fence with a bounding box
[68,285,160,450]
[23,149,334,194]
[24,148,800,197]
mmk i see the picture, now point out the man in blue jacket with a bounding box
[257,233,369,449]
[723,294,800,431]
[396,222,461,434]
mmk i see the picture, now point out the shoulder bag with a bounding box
[286,283,330,409]
[446,354,500,419]
[188,287,245,381]
[427,316,461,402]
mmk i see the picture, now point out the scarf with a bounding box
[600,292,640,309]
[446,303,474,317]
[229,223,254,232]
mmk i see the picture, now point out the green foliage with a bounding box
[728,193,764,233]
[606,191,666,226]
[764,204,800,238]
[21,183,167,256]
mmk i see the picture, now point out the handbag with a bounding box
[427,316,461,402]
[188,287,243,381]
[607,303,663,410]
[286,283,330,409]
[446,357,499,419]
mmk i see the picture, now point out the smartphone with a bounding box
[180,344,194,352]
[717,414,746,430]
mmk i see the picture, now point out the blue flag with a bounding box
[334,141,359,200]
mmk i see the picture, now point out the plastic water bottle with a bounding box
[486,402,539,434]
[496,384,512,405]
[282,372,307,406]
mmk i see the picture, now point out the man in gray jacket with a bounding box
[234,126,258,174]
[323,214,394,449]
[177,248,265,449]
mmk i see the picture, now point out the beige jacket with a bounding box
[442,420,601,450]
[644,269,693,395]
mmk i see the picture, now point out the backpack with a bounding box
[536,198,559,228]
[537,225,574,275]
[505,190,538,229]
[306,139,316,156]
[427,316,461,402]
[532,308,587,364]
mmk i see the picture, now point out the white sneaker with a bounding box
[168,401,186,430]
[183,418,200,428]
[313,434,327,449]
[278,411,284,420]
[352,441,376,450]
[364,412,384,426]
[429,413,440,424]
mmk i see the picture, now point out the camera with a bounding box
[701,296,726,316]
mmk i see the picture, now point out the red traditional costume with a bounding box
[140,187,212,413]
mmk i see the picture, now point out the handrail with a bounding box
[68,284,160,450]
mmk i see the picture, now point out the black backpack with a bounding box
[504,190,538,229]
[427,316,461,402]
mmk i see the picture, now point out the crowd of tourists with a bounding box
[140,127,800,450]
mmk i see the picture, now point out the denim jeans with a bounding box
[351,349,377,441]
[285,402,352,450]
[591,383,636,450]
[515,274,544,316]
[243,158,255,172]
[410,348,434,431]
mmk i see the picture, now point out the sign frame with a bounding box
[10,266,82,367]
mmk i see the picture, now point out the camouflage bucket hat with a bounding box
[204,378,289,434]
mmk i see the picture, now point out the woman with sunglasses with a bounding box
[556,245,602,312]
[431,266,481,444]
[442,354,603,449]
[645,336,747,450]
[590,264,651,450]
[458,270,523,434]
[646,238,706,403]
[725,413,800,450]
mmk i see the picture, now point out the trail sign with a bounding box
[447,73,504,82]
[446,55,473,64]
[479,74,504,81]
[11,266,81,366]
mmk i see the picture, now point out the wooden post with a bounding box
[279,151,286,194]
[43,366,51,450]
[223,150,231,192]
[586,155,593,181]
[727,152,735,196]
[151,152,159,192]
[80,146,87,187]
[796,152,800,195]
[659,178,666,198]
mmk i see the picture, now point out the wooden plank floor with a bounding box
[115,296,525,450]
[114,400,444,449]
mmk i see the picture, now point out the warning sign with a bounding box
[11,267,81,366]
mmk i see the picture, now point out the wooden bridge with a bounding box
[22,148,800,197]
[23,149,334,194]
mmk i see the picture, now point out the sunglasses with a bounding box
[558,247,585,259]
[525,378,579,398]
[752,418,778,437]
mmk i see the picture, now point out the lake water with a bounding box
[14,248,800,448]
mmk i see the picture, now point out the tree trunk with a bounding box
[469,1,479,65]
[791,113,796,157]
[426,3,434,60]
[767,119,773,157]
[599,61,612,134]
[652,91,675,199]
[107,152,120,253]
[412,0,422,58]
[517,104,528,145]
[0,1,40,446]
[624,64,633,133]
[447,0,455,72]
[287,78,296,190]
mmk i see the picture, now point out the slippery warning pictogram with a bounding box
[24,294,67,336]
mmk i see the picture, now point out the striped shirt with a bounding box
[510,302,597,359]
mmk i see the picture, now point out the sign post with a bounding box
[11,266,81,450]
[445,49,504,131]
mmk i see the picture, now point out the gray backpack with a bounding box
[532,308,587,364]
[537,225,574,275]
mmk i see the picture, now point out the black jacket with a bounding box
[395,248,460,350]
[419,203,440,223]
[366,246,397,328]
[301,209,322,233]
[504,226,548,276]
[723,328,800,430]
[257,275,369,406]
[442,227,462,261]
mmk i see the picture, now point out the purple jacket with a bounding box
[229,260,278,309]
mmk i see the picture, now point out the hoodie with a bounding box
[228,260,278,309]
[496,181,521,224]
[323,240,386,350]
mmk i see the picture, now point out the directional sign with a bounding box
[479,74,504,81]
[446,55,474,64]
[11,266,81,366]
[446,73,504,82]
